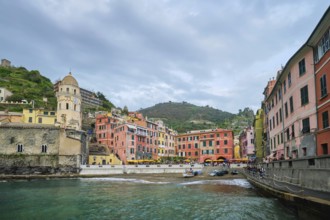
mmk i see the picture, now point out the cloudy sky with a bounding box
[0,1,329,113]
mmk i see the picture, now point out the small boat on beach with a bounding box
[183,169,196,178]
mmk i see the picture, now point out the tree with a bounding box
[122,106,129,115]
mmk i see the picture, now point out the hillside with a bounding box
[138,102,235,133]
[0,66,57,111]
[139,102,254,134]
[0,65,114,112]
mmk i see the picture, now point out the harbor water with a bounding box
[0,175,297,220]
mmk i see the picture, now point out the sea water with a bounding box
[0,177,297,220]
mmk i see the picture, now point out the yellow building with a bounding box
[234,144,241,159]
[156,120,166,159]
[22,108,57,125]
[88,144,122,165]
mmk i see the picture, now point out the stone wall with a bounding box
[80,164,204,175]
[0,123,85,174]
[261,156,330,192]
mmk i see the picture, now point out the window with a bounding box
[269,119,272,131]
[66,88,69,93]
[203,141,206,147]
[29,109,33,113]
[38,118,42,123]
[279,108,282,123]
[66,103,69,110]
[195,151,198,156]
[41,144,47,153]
[74,104,77,111]
[17,144,23,152]
[276,112,279,126]
[224,133,227,137]
[224,140,228,145]
[288,72,292,87]
[316,29,330,61]
[322,111,329,129]
[285,102,288,118]
[300,85,309,105]
[28,117,32,123]
[224,149,228,154]
[303,148,307,156]
[299,58,306,76]
[292,124,295,138]
[322,143,328,155]
[209,141,212,146]
[302,118,310,134]
[272,116,275,129]
[289,96,294,113]
[320,74,327,97]
[286,128,290,141]
[283,80,286,94]
[44,111,48,115]
[195,143,198,148]
[216,149,219,153]
[188,144,191,149]
[216,141,220,145]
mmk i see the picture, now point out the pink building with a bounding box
[239,127,255,159]
[265,46,317,160]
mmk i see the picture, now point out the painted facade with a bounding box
[264,47,317,160]
[88,144,121,165]
[253,109,264,161]
[307,8,330,156]
[239,127,255,159]
[176,129,234,163]
[22,108,57,125]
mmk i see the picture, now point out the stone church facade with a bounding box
[0,73,88,174]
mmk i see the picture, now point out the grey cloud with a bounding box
[0,0,329,113]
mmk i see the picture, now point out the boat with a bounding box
[183,169,195,178]
[231,170,239,175]
[209,170,228,176]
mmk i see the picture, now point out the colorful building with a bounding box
[22,108,57,125]
[239,127,255,160]
[176,128,234,163]
[88,144,121,165]
[253,109,264,161]
[307,7,330,156]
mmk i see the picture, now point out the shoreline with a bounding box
[0,168,246,182]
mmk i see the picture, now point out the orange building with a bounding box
[176,128,234,163]
[308,7,330,155]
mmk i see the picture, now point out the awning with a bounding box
[205,159,212,162]
[126,124,136,130]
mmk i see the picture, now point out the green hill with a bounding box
[138,101,235,133]
[139,102,255,134]
[0,66,57,111]
[0,65,114,112]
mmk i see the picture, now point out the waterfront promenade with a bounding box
[243,165,330,219]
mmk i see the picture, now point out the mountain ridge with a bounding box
[138,101,255,134]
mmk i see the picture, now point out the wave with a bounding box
[178,179,252,188]
[80,177,170,185]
